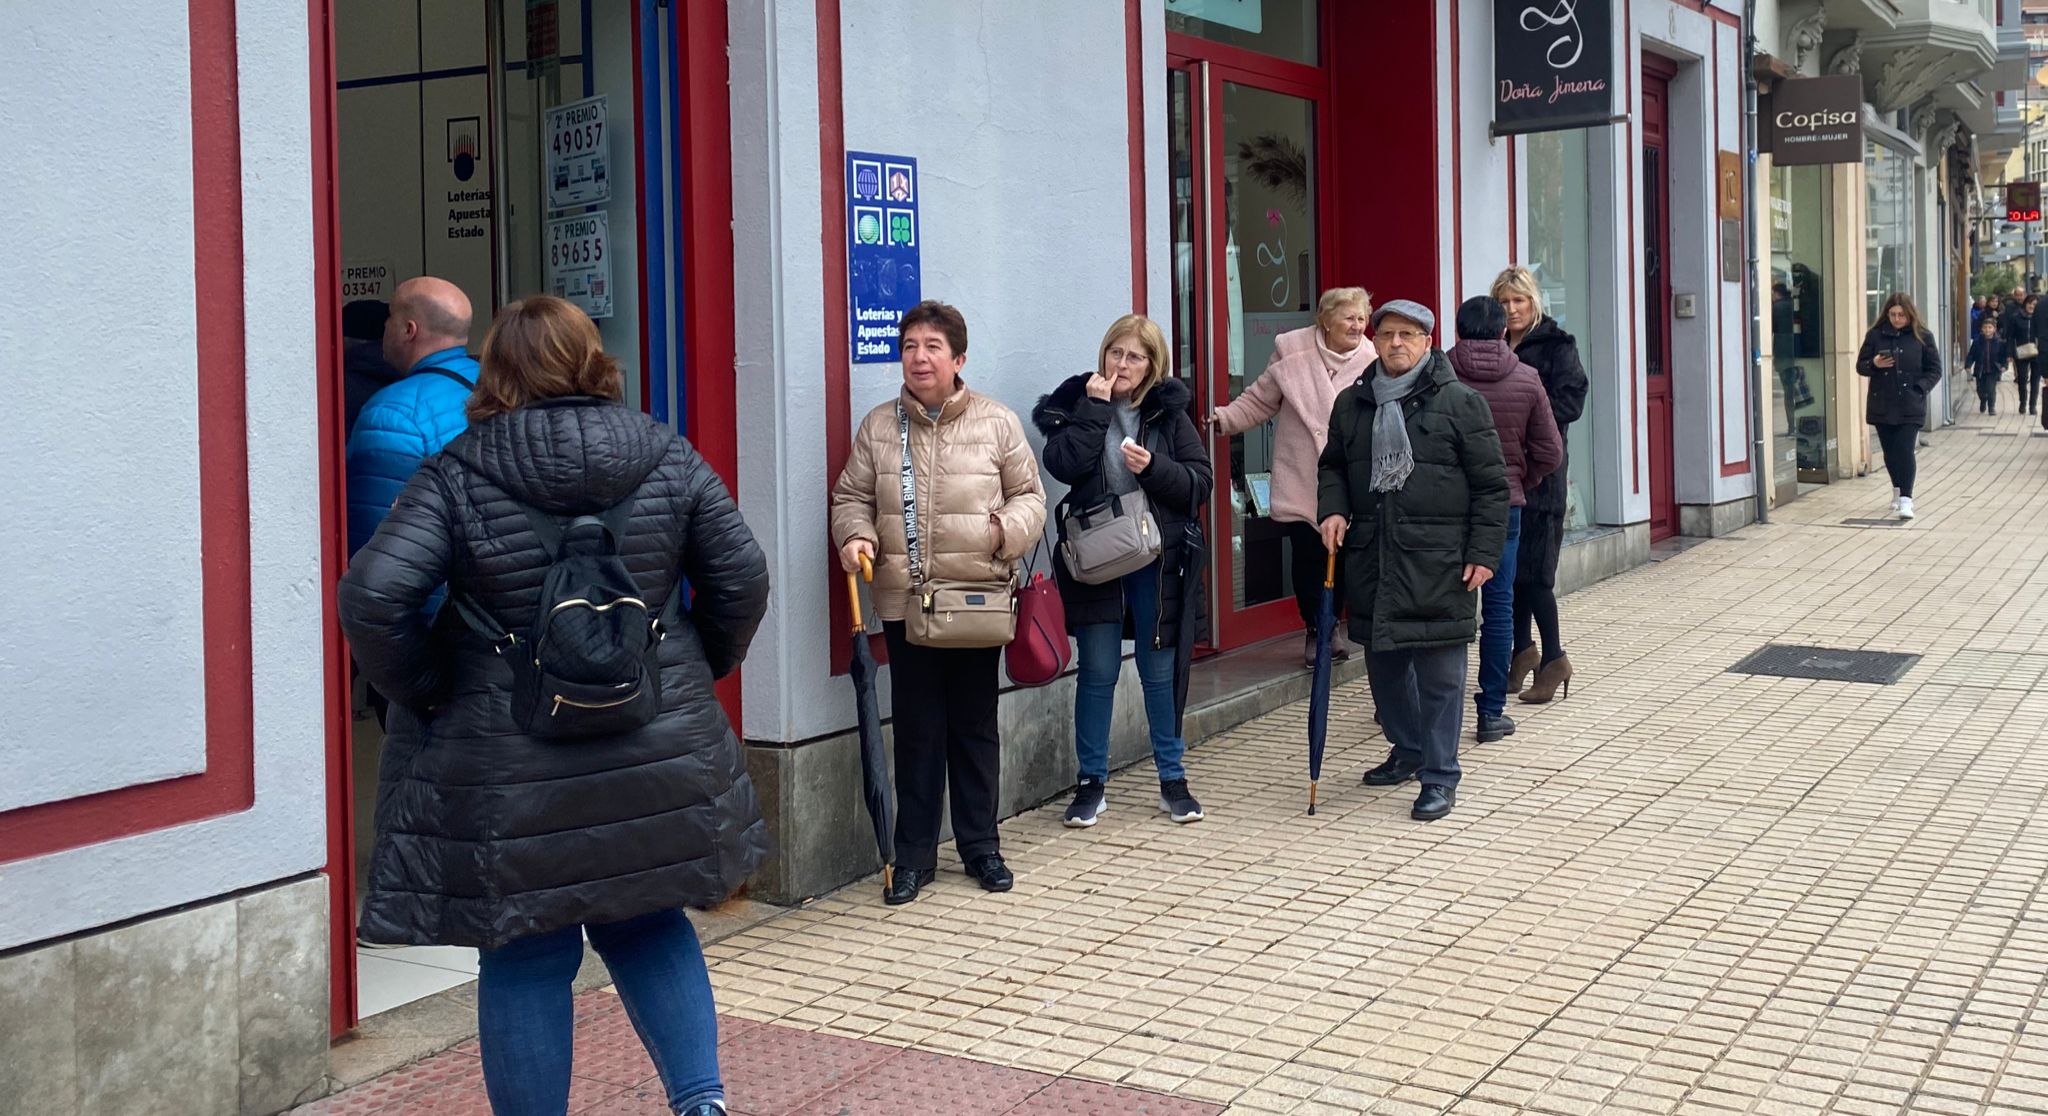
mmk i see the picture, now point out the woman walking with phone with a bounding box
[1856,293,1943,520]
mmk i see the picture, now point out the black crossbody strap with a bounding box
[896,401,923,585]
[421,365,477,392]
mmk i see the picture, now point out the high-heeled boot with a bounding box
[1519,654,1573,704]
[1507,646,1541,693]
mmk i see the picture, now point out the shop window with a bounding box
[1524,128,1599,531]
[1770,163,1831,489]
[1865,141,1913,326]
[1166,0,1318,64]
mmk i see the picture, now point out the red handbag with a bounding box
[1006,547,1071,687]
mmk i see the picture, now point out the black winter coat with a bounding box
[338,398,773,949]
[1033,375,1211,649]
[1511,316,1589,520]
[1316,352,1510,652]
[1856,324,1943,427]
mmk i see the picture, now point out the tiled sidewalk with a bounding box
[701,396,2048,1115]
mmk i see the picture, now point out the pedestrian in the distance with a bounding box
[1491,267,1588,705]
[830,300,1047,906]
[1316,299,1508,822]
[1208,287,1378,668]
[2002,287,2031,381]
[1447,296,1563,745]
[1967,315,2007,416]
[1036,314,1213,830]
[339,296,771,1116]
[1856,292,1943,521]
[2026,293,2048,417]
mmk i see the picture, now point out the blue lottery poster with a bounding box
[846,151,920,364]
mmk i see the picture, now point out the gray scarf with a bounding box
[1368,363,1426,492]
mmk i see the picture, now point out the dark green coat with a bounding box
[1315,351,1510,652]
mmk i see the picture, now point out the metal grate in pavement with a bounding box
[1982,431,2019,437]
[1840,518,1907,527]
[1728,643,1920,685]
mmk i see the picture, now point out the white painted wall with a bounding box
[0,0,329,950]
[0,3,210,809]
[735,0,1141,744]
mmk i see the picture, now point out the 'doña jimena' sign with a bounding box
[1493,0,1617,136]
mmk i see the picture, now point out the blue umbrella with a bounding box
[1307,550,1338,815]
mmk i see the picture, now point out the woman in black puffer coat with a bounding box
[1856,292,1944,521]
[339,296,769,1116]
[1034,315,1212,830]
[1492,267,1590,705]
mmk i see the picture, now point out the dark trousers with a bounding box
[1365,643,1467,789]
[2024,363,2042,412]
[882,622,1003,870]
[1288,520,1342,629]
[1873,422,1918,499]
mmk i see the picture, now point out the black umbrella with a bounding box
[846,555,894,892]
[1307,550,1338,815]
[1171,517,1209,741]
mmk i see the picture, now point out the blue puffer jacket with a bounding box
[347,348,478,556]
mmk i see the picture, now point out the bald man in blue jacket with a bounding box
[346,276,477,557]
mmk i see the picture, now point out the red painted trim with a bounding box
[0,0,255,864]
[1125,0,1146,313]
[1627,24,1642,498]
[1449,0,1463,302]
[820,0,859,676]
[632,7,654,407]
[307,0,356,1036]
[675,0,746,716]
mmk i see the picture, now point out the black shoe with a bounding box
[1063,779,1108,828]
[1159,778,1204,823]
[1362,755,1420,786]
[1412,784,1456,821]
[1476,713,1516,743]
[883,866,934,905]
[967,854,1014,892]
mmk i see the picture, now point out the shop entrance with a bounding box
[323,0,713,1034]
[1641,57,1679,542]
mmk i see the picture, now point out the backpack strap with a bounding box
[420,365,477,392]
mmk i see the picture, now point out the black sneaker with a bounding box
[1475,713,1516,743]
[967,854,1014,892]
[1159,778,1204,823]
[1063,779,1108,828]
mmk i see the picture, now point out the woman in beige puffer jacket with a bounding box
[829,300,1046,907]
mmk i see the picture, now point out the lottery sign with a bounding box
[546,212,613,319]
[544,94,610,210]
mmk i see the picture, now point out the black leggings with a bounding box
[1874,422,1918,499]
[1514,586,1562,665]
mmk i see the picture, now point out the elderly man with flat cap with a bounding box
[1316,298,1509,821]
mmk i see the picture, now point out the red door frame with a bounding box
[1166,30,1333,650]
[318,2,737,1034]
[1641,56,1679,542]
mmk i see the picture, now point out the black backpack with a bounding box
[454,499,681,740]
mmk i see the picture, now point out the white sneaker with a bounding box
[1890,488,1901,514]
[1897,496,1915,520]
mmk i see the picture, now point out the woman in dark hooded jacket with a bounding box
[338,296,770,1116]
[1034,315,1212,831]
[1492,267,1589,706]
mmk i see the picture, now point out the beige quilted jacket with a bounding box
[831,382,1047,622]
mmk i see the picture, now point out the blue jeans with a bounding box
[477,910,722,1115]
[1475,507,1522,718]
[1073,564,1186,784]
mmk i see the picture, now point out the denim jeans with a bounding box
[1475,507,1522,718]
[477,910,723,1115]
[1073,564,1186,784]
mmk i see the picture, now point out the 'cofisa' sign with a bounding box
[1492,0,1617,136]
[1765,76,1864,167]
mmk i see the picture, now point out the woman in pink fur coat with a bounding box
[1208,287,1377,667]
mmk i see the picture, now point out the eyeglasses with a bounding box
[1105,347,1149,367]
[1376,328,1429,343]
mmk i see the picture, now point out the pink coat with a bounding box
[1212,327,1377,525]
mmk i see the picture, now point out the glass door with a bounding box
[1169,32,1328,650]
